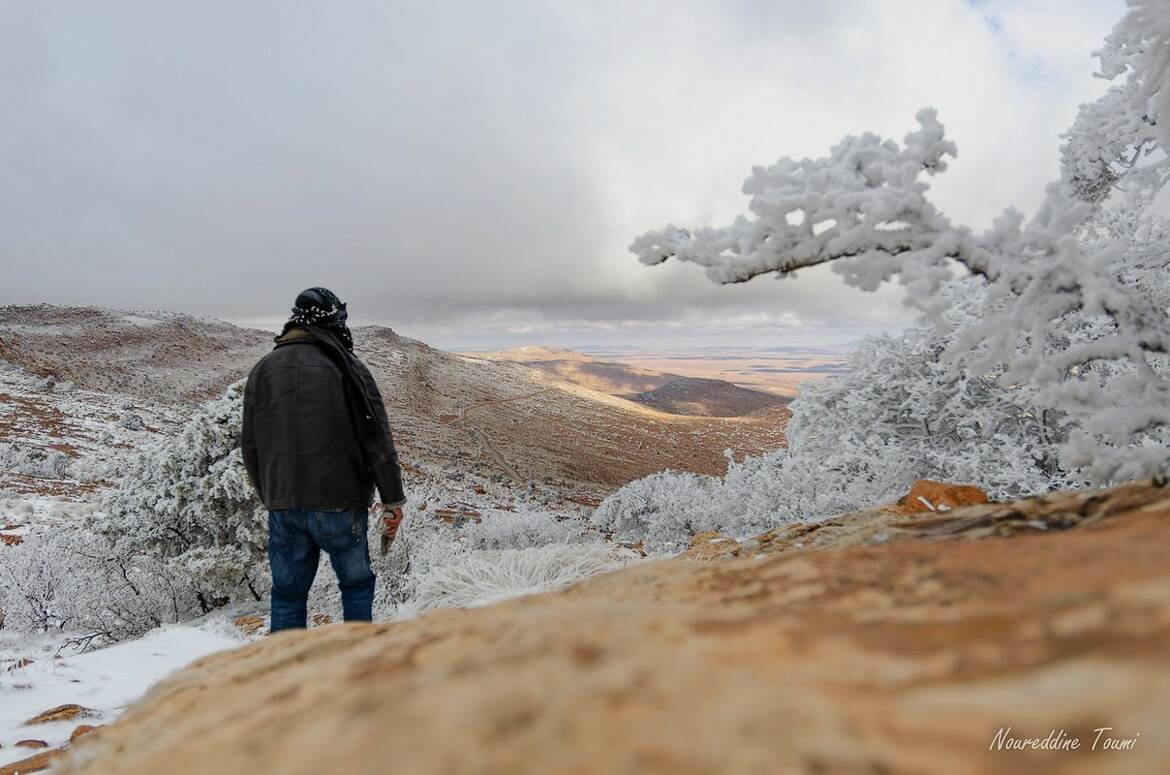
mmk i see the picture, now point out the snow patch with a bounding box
[0,623,239,767]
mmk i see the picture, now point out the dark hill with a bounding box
[621,377,787,417]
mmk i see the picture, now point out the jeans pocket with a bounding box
[315,510,365,553]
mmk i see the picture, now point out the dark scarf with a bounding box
[276,287,354,353]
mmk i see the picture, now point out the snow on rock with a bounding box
[0,624,239,768]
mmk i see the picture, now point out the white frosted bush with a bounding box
[0,442,71,479]
[0,527,193,648]
[412,543,636,611]
[592,443,913,554]
[591,471,715,554]
[461,508,591,551]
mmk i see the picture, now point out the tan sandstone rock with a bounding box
[894,478,989,514]
[53,481,1170,775]
[0,748,63,775]
[14,740,48,750]
[70,725,100,742]
[24,704,98,726]
[231,615,264,636]
[681,530,741,561]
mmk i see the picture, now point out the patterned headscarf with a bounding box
[277,287,354,352]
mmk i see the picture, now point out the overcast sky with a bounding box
[0,0,1127,349]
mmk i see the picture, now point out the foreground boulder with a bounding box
[60,481,1170,774]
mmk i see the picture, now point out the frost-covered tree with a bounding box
[0,384,265,648]
[596,1,1170,552]
[630,1,1170,486]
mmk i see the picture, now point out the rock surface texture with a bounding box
[54,481,1170,775]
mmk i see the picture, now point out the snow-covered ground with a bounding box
[0,622,241,767]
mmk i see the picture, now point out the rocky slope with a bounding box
[0,305,273,404]
[32,480,1170,775]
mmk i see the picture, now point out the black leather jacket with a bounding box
[241,327,406,511]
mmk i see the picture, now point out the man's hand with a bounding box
[379,506,404,555]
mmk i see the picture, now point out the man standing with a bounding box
[241,287,406,631]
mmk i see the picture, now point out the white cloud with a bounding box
[0,0,1129,347]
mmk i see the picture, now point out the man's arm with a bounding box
[354,360,406,508]
[240,370,264,503]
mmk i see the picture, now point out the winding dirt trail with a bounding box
[448,390,552,483]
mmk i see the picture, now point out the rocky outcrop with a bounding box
[57,481,1170,774]
[893,478,989,514]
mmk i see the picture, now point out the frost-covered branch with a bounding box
[630,1,1170,483]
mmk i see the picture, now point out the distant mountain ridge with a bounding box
[468,344,846,398]
[465,346,683,396]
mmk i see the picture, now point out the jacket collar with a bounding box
[275,327,316,346]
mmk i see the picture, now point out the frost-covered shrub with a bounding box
[0,442,71,479]
[412,543,636,611]
[98,381,267,612]
[0,527,193,648]
[118,412,145,431]
[591,471,715,553]
[461,508,591,551]
[593,443,914,554]
[782,296,1083,501]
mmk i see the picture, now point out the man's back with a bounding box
[243,288,406,632]
[242,328,368,510]
[242,327,405,512]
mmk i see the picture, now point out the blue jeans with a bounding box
[267,508,375,632]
